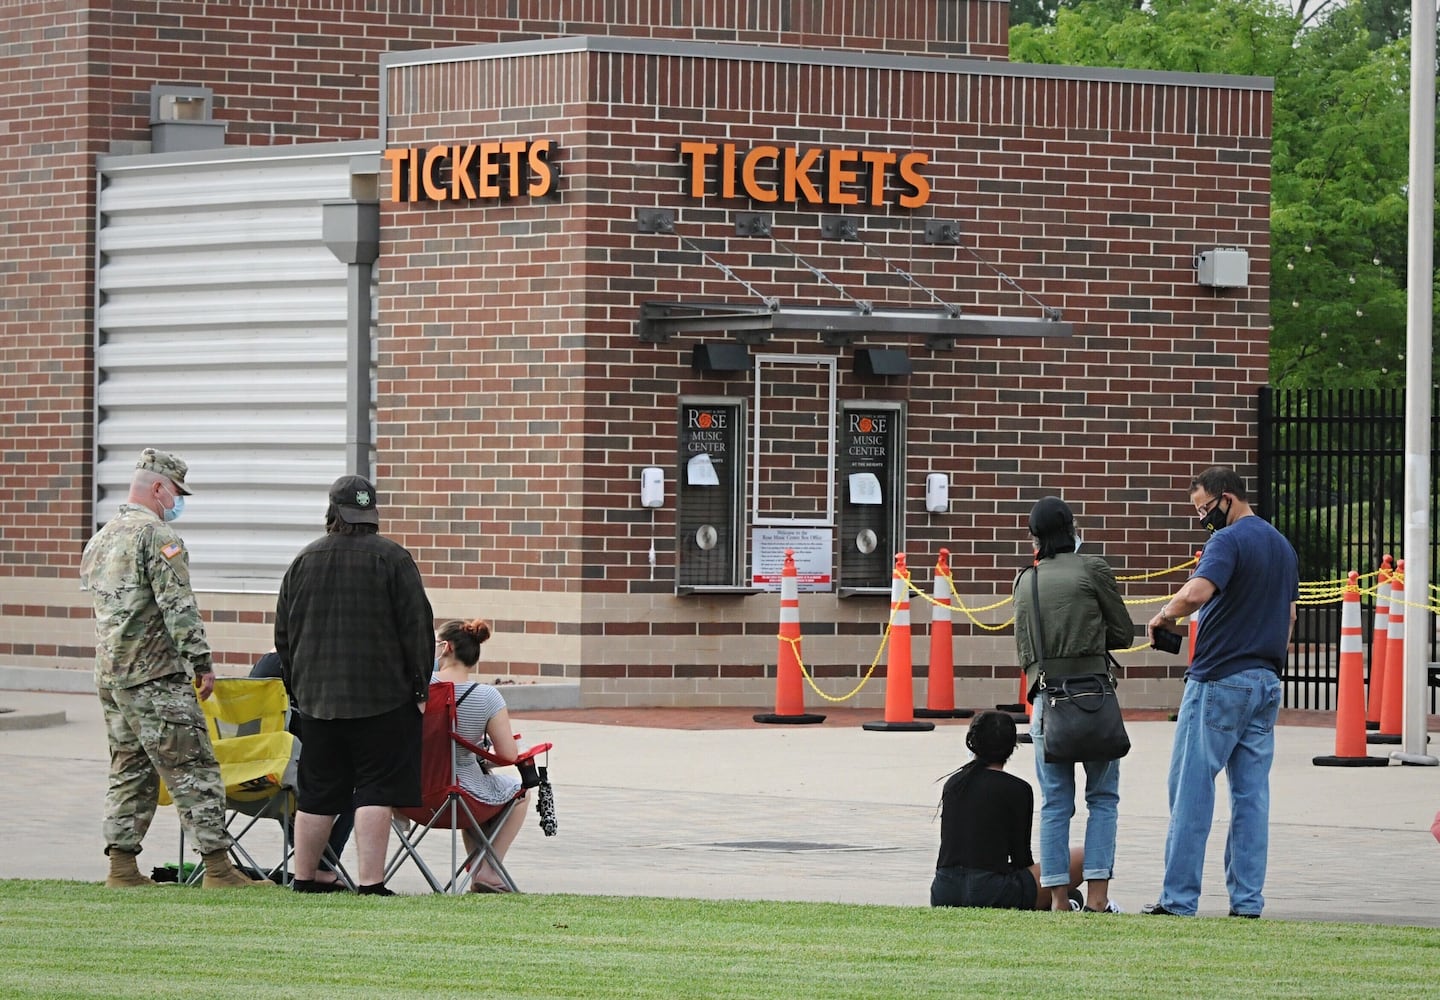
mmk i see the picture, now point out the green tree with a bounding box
[1270,7,1410,387]
[1347,0,1409,43]
[1009,1,1148,31]
[1009,0,1060,28]
[1010,0,1296,75]
[1011,0,1423,389]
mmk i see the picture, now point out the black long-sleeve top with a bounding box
[935,767,1035,874]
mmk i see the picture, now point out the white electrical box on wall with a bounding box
[1196,248,1249,288]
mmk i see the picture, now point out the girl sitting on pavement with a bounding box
[931,711,1085,911]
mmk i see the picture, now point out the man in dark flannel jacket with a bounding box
[274,475,435,895]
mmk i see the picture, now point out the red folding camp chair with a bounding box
[383,680,554,893]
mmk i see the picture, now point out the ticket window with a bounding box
[838,402,904,593]
[747,355,838,593]
[677,398,746,590]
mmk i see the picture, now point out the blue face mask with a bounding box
[163,494,185,522]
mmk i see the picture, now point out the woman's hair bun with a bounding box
[463,618,491,642]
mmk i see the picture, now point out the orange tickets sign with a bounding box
[678,140,930,209]
[382,140,557,203]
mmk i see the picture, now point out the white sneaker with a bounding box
[1089,900,1123,913]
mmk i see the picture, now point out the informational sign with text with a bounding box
[752,527,833,592]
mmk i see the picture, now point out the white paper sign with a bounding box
[686,452,720,486]
[847,472,882,505]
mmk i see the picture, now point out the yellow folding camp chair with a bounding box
[160,677,300,884]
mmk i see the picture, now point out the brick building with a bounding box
[1,1,1271,708]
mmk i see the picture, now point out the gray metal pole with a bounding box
[344,261,374,478]
[1396,0,1439,766]
[321,198,380,481]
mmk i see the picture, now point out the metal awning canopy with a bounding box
[637,301,1074,348]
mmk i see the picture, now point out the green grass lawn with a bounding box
[2,881,1436,999]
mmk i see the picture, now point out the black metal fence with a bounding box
[1257,387,1439,711]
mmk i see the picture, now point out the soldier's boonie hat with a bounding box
[329,474,380,525]
[136,448,192,495]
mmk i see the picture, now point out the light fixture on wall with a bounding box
[149,84,226,153]
[691,343,752,372]
[853,348,912,378]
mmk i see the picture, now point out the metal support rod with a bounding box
[675,233,778,310]
[766,232,871,314]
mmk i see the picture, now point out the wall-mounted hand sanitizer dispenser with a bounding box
[640,467,665,508]
[925,472,949,514]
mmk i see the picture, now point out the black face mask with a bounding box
[1200,498,1229,534]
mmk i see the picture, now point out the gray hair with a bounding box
[132,469,168,490]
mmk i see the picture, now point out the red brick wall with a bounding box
[95,0,1010,146]
[0,4,101,581]
[380,47,1271,689]
[377,53,580,607]
[1,0,1005,586]
[2,1,1268,704]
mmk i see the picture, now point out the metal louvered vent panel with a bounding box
[94,142,380,592]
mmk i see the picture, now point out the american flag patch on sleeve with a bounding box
[161,542,182,560]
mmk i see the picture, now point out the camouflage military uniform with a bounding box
[81,501,231,857]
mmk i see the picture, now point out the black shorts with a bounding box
[930,865,1037,911]
[297,702,422,814]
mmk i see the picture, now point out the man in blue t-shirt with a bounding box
[1142,467,1298,918]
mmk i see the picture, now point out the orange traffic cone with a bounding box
[916,549,974,720]
[1187,549,1203,666]
[754,549,825,725]
[1000,554,1036,732]
[1314,572,1388,767]
[1014,678,1036,745]
[864,554,935,732]
[996,669,1028,718]
[1372,559,1405,744]
[1168,549,1204,722]
[1365,555,1393,731]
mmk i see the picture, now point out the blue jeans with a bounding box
[1030,694,1121,887]
[1158,668,1282,916]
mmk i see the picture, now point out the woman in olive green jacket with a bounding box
[1012,496,1133,912]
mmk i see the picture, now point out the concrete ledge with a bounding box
[0,665,96,694]
[0,707,68,731]
[498,682,582,711]
[0,664,581,710]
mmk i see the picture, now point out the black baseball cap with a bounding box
[328,474,380,525]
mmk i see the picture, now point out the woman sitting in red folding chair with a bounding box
[432,618,530,894]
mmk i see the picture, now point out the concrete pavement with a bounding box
[2,689,1438,925]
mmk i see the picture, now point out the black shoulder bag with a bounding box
[1031,564,1131,765]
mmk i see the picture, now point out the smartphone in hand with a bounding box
[1151,626,1183,654]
